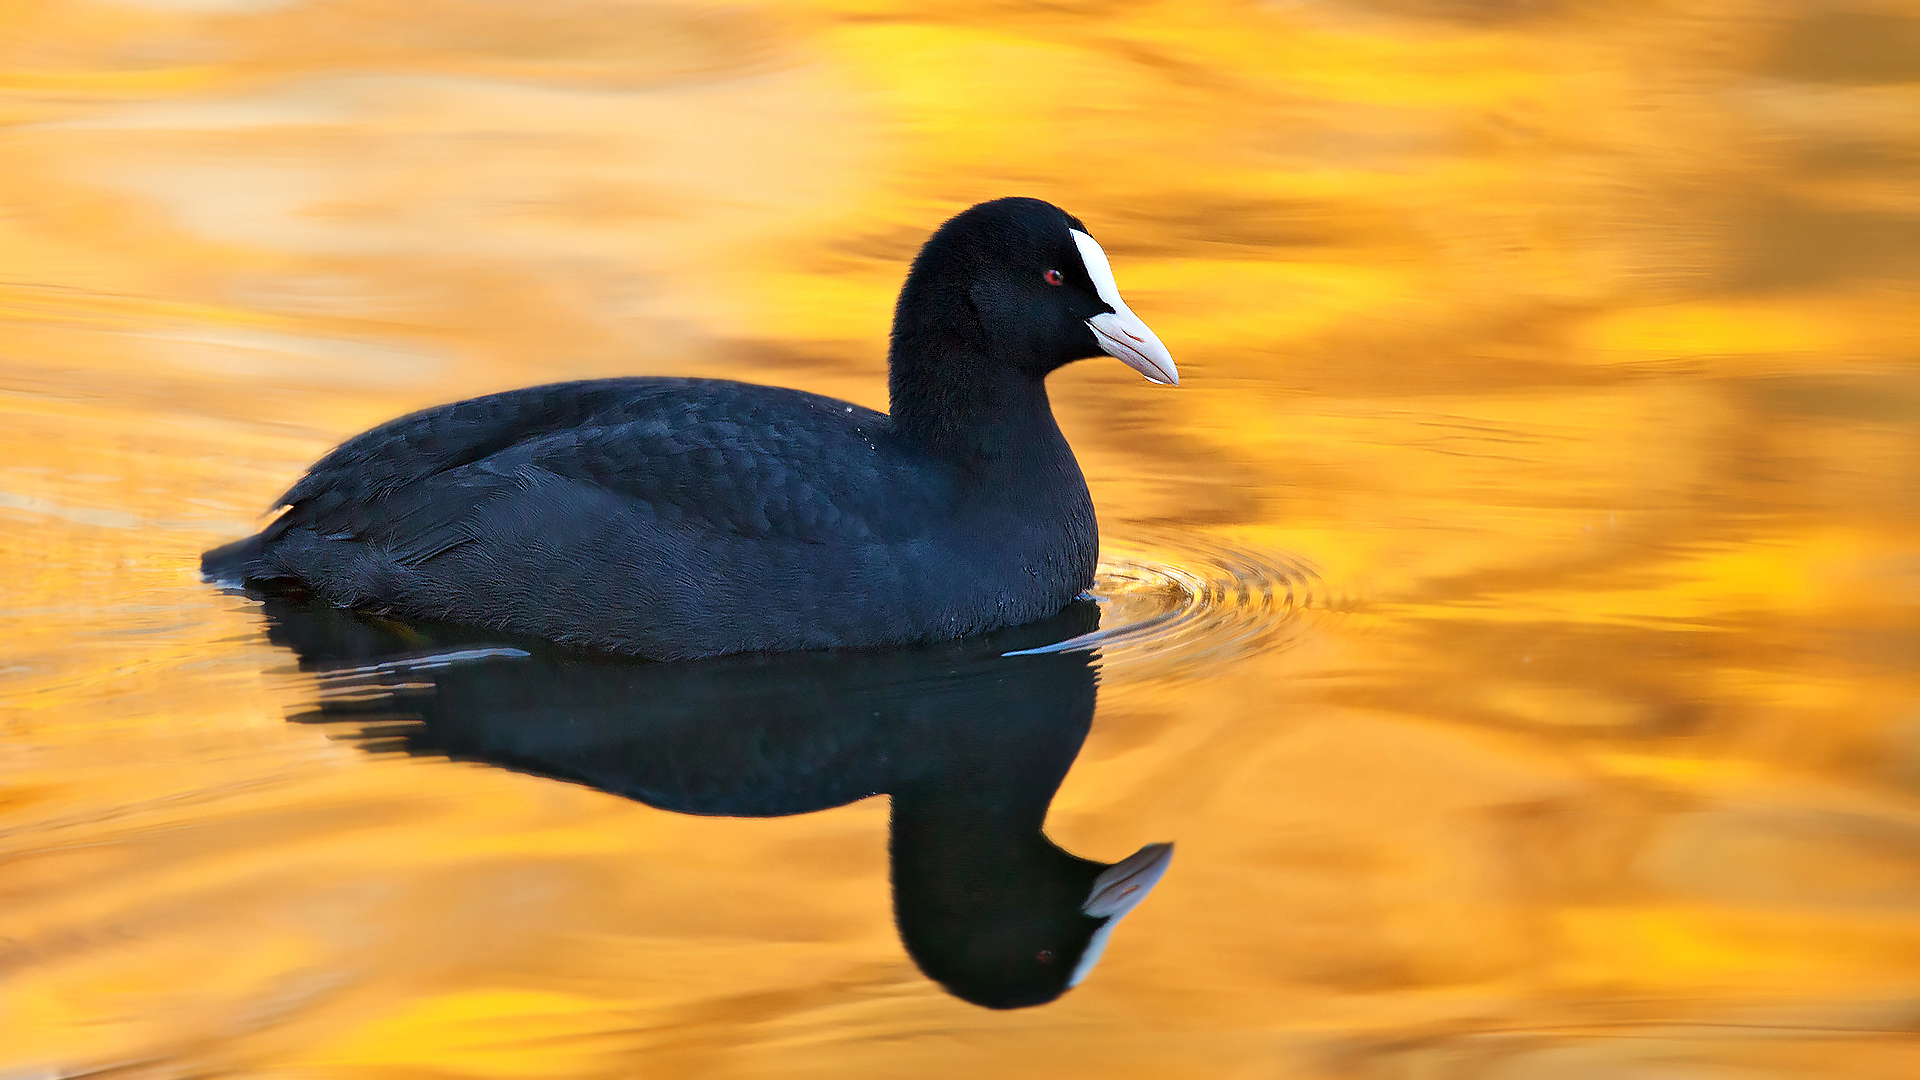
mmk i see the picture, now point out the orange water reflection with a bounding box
[5,0,1920,1076]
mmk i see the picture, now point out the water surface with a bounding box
[4,0,1920,1076]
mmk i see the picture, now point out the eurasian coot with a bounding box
[203,197,1177,658]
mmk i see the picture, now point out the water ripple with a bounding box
[1008,531,1336,676]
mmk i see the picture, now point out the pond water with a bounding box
[4,1,1920,1076]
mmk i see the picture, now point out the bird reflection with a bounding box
[260,597,1172,1009]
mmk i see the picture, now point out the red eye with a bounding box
[1037,949,1055,964]
[1043,269,1063,286]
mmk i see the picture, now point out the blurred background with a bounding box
[3,0,1919,1076]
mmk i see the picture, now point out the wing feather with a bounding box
[267,377,945,563]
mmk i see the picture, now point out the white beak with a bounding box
[1072,229,1178,386]
[1069,841,1175,987]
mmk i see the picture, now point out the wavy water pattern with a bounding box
[5,0,1920,1075]
[1009,534,1334,676]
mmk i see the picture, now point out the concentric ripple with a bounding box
[1006,531,1337,676]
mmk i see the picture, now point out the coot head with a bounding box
[901,839,1175,1010]
[890,198,1177,417]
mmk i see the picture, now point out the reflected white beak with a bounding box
[1069,841,1175,988]
[1071,229,1178,386]
[1084,841,1175,919]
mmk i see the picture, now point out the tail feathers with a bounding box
[201,533,267,585]
[202,532,324,603]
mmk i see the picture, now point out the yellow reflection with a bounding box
[4,0,1920,1076]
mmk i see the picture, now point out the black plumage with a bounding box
[203,198,1176,659]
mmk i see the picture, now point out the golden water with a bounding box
[5,0,1920,1075]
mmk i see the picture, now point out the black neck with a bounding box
[888,786,1102,919]
[887,259,1059,460]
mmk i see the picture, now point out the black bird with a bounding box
[270,599,1174,1009]
[203,198,1177,659]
